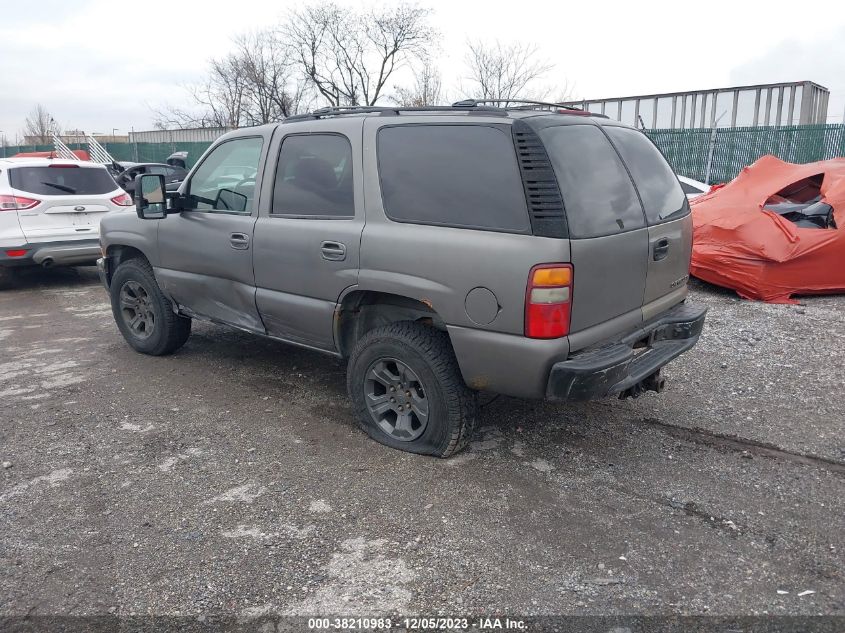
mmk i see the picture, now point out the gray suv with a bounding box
[97,101,706,457]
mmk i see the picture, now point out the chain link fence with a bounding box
[646,124,845,184]
[3,124,845,185]
[0,141,213,168]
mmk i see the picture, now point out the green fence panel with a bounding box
[4,124,845,184]
[646,124,845,184]
[1,141,213,167]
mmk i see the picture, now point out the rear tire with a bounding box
[109,258,191,355]
[347,321,477,457]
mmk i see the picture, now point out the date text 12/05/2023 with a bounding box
[307,617,527,630]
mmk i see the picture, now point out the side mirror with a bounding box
[135,174,167,219]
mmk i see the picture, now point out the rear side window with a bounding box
[272,134,354,217]
[377,125,530,232]
[9,166,118,195]
[539,125,645,238]
[604,126,688,224]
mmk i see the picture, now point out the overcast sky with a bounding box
[1,0,843,141]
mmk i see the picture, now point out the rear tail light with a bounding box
[0,195,40,211]
[5,249,28,257]
[111,192,133,207]
[525,264,573,339]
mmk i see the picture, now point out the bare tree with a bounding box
[234,31,311,124]
[463,40,554,104]
[153,54,245,130]
[394,62,442,107]
[24,105,55,143]
[552,81,577,104]
[154,29,311,129]
[284,3,435,107]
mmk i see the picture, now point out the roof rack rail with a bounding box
[453,98,580,110]
[453,98,607,118]
[282,103,508,123]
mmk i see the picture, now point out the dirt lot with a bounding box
[1,267,843,618]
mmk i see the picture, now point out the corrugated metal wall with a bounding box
[128,128,230,143]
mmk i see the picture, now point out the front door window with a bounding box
[186,137,264,213]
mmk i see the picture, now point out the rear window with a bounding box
[9,166,118,196]
[539,125,645,238]
[377,125,530,232]
[604,126,688,223]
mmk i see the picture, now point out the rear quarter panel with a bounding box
[361,115,571,335]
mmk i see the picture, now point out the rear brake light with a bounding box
[525,264,573,339]
[111,192,133,207]
[0,195,40,211]
[49,164,80,168]
[5,249,28,257]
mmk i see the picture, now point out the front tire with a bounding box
[109,258,191,355]
[347,322,477,457]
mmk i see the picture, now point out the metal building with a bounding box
[563,81,829,129]
[128,127,230,143]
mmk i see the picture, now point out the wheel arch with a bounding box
[335,289,448,359]
[105,244,153,285]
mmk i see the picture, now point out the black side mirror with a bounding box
[135,174,167,219]
[214,188,248,212]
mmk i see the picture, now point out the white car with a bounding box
[0,158,132,273]
[678,175,711,200]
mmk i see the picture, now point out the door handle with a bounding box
[653,237,670,261]
[321,241,346,261]
[230,232,250,250]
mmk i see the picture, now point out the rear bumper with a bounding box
[0,240,101,268]
[546,302,707,400]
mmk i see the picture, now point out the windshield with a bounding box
[9,166,119,196]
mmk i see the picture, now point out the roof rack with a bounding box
[452,98,579,110]
[454,98,607,117]
[282,103,507,123]
[281,99,603,123]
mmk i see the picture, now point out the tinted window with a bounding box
[604,126,688,224]
[378,125,529,232]
[272,134,354,217]
[539,125,645,238]
[9,166,118,195]
[188,137,263,213]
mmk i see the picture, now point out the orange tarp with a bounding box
[690,155,845,303]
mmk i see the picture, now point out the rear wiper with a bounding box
[40,182,77,194]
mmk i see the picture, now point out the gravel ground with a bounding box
[0,267,843,618]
